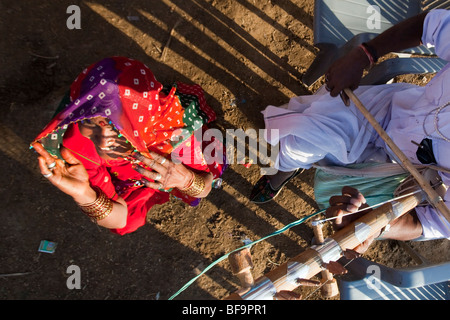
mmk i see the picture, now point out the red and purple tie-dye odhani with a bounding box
[32,56,226,235]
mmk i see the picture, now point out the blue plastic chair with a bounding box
[338,242,450,300]
[360,56,447,85]
[303,0,449,86]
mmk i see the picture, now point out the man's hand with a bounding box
[323,11,427,105]
[325,186,375,255]
[324,46,369,105]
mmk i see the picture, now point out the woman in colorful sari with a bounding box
[31,57,226,235]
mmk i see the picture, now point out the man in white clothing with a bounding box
[250,9,450,249]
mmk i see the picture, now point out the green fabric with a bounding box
[314,163,409,210]
[37,92,72,160]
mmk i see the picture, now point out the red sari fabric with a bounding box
[33,57,226,235]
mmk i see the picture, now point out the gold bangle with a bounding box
[180,173,205,197]
[181,172,195,190]
[78,187,113,221]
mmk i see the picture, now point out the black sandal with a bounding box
[249,169,304,203]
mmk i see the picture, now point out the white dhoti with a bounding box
[263,84,415,171]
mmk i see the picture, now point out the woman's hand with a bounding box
[132,151,213,197]
[32,142,95,203]
[33,142,129,228]
[325,186,375,256]
[132,151,192,189]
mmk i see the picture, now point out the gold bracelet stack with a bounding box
[181,172,205,197]
[78,187,113,222]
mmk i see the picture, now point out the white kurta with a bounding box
[263,9,450,240]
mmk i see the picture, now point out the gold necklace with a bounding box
[423,101,450,142]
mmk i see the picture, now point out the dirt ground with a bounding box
[1,0,449,303]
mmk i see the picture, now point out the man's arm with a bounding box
[367,12,427,59]
[325,12,428,98]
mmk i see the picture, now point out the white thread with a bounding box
[311,238,343,263]
[311,189,423,226]
[354,222,372,243]
[241,276,277,300]
[286,261,310,286]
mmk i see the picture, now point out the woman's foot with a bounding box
[249,169,304,203]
